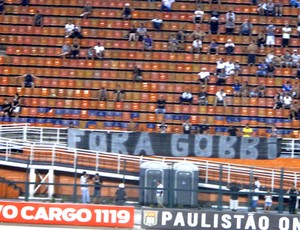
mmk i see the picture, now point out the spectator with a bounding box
[291,50,300,68]
[19,70,37,88]
[270,124,278,138]
[93,173,102,204]
[114,85,125,102]
[287,183,299,214]
[115,183,127,205]
[280,50,292,68]
[281,23,292,48]
[224,39,235,55]
[225,18,235,35]
[282,81,293,93]
[11,93,21,118]
[234,62,241,76]
[158,120,168,133]
[137,23,147,41]
[274,0,282,16]
[189,27,206,40]
[227,182,243,212]
[142,34,153,51]
[98,87,108,101]
[210,0,221,4]
[256,82,267,97]
[265,50,276,64]
[133,65,142,82]
[249,85,259,98]
[251,187,259,212]
[289,102,299,120]
[182,119,192,134]
[86,46,95,60]
[151,16,163,30]
[0,0,4,15]
[292,81,299,99]
[127,119,138,131]
[198,67,210,86]
[224,59,235,76]
[257,29,266,48]
[251,0,257,4]
[265,21,276,48]
[240,81,250,97]
[94,42,105,59]
[215,58,225,75]
[273,91,283,109]
[209,17,219,35]
[193,6,204,23]
[70,39,80,58]
[80,171,90,204]
[282,93,293,109]
[68,23,83,39]
[156,180,165,208]
[1,98,12,117]
[210,6,220,20]
[190,37,202,53]
[65,19,75,37]
[127,25,137,41]
[228,126,239,136]
[198,120,210,134]
[297,66,300,79]
[179,89,193,104]
[216,68,228,85]
[240,19,253,36]
[214,88,227,106]
[198,87,208,105]
[266,62,275,77]
[176,26,187,49]
[208,39,219,55]
[58,41,71,59]
[242,123,253,137]
[80,1,92,18]
[225,10,236,22]
[247,40,258,66]
[257,0,267,15]
[266,0,275,15]
[161,0,174,11]
[256,61,268,77]
[21,0,29,6]
[168,34,179,52]
[122,3,133,20]
[32,10,43,27]
[155,95,166,114]
[232,80,242,96]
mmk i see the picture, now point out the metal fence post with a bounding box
[73,155,78,203]
[278,168,284,214]
[25,157,30,202]
[217,165,223,211]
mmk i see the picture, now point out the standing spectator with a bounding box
[133,65,142,82]
[254,177,261,189]
[257,29,266,48]
[151,16,163,30]
[280,50,292,68]
[94,42,105,59]
[155,95,166,114]
[209,17,219,35]
[264,189,273,212]
[198,67,210,86]
[225,10,236,22]
[115,183,127,205]
[80,171,90,204]
[158,120,168,133]
[93,173,102,204]
[161,0,174,11]
[137,23,147,41]
[127,25,137,41]
[122,3,133,20]
[224,39,235,55]
[225,18,235,35]
[11,93,21,118]
[193,6,204,23]
[265,21,276,48]
[156,180,165,208]
[242,124,253,137]
[198,120,210,134]
[281,23,292,48]
[19,71,38,88]
[251,186,259,212]
[32,10,43,27]
[228,126,239,136]
[98,87,108,101]
[59,41,71,59]
[247,40,258,66]
[64,19,75,37]
[210,6,220,20]
[274,0,282,16]
[232,80,242,96]
[114,85,125,102]
[208,39,219,55]
[179,89,193,104]
[227,182,243,211]
[240,19,253,36]
[266,0,275,15]
[287,183,299,214]
[142,34,153,51]
[182,119,192,134]
[168,34,179,52]
[198,87,208,105]
[291,50,300,68]
[190,37,202,53]
[70,39,80,58]
[214,88,227,106]
[1,99,12,117]
[80,1,92,18]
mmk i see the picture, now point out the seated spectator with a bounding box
[240,81,250,97]
[215,58,225,75]
[273,91,283,109]
[137,23,147,41]
[249,86,259,98]
[114,85,125,102]
[266,0,275,15]
[99,87,108,101]
[291,50,300,68]
[70,39,80,58]
[80,2,92,18]
[158,120,168,133]
[151,16,163,30]
[161,0,175,11]
[94,42,105,59]
[281,23,292,48]
[127,25,137,41]
[210,0,221,5]
[19,70,37,88]
[32,10,43,27]
[133,65,142,82]
[280,50,292,68]
[232,80,242,96]
[168,34,179,52]
[267,62,275,77]
[269,124,278,138]
[198,121,210,134]
[190,37,202,53]
[240,19,253,36]
[257,0,267,15]
[193,6,204,23]
[265,50,276,64]
[179,89,193,104]
[256,83,267,97]
[155,95,166,114]
[11,93,21,118]
[247,40,258,66]
[214,88,227,106]
[127,119,138,131]
[242,124,253,137]
[292,82,299,99]
[208,39,219,55]
[21,0,29,6]
[228,126,239,136]
[142,34,153,51]
[65,19,75,37]
[297,24,300,38]
[122,3,133,20]
[1,98,12,117]
[176,27,187,48]
[289,102,299,120]
[58,41,71,59]
[297,66,300,79]
[189,27,206,41]
[225,59,235,76]
[282,81,292,93]
[86,46,95,60]
[216,69,228,85]
[68,23,83,39]
[282,93,293,109]
[224,39,235,55]
[198,87,208,105]
[256,61,268,77]
[225,18,235,35]
[0,0,4,15]
[257,29,266,48]
[234,62,241,76]
[182,119,192,134]
[198,67,210,86]
[209,17,219,35]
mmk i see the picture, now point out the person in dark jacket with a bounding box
[116,183,127,205]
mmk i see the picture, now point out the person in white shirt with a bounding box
[225,10,235,22]
[193,6,204,23]
[198,67,210,86]
[80,171,90,203]
[291,50,300,67]
[283,94,292,109]
[264,189,272,212]
[191,37,202,53]
[224,39,235,55]
[161,0,174,11]
[65,20,75,37]
[254,177,261,189]
[251,187,259,212]
[151,17,163,30]
[216,58,225,75]
[180,90,193,104]
[214,89,227,106]
[156,180,165,208]
[225,60,235,76]
[94,42,105,59]
[282,23,292,48]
